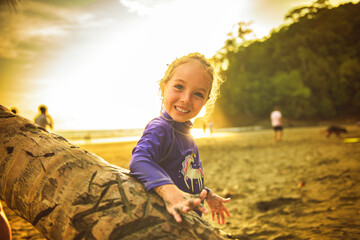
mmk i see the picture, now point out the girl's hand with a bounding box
[202,189,231,224]
[154,184,208,223]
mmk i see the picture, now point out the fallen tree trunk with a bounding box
[0,105,227,240]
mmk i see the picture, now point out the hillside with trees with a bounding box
[214,1,360,127]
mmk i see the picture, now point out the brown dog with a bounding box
[324,126,347,138]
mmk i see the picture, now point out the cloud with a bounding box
[0,0,107,61]
[119,0,172,15]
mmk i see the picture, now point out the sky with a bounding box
[0,0,357,130]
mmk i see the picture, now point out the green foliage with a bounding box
[216,2,360,124]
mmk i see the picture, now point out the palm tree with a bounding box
[0,105,227,239]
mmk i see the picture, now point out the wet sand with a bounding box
[3,125,360,239]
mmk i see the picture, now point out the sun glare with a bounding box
[33,0,243,131]
[190,128,210,139]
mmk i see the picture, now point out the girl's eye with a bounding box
[175,85,183,90]
[195,92,204,98]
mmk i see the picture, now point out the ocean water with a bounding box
[55,128,144,145]
[54,126,265,145]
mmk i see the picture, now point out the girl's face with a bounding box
[162,60,212,122]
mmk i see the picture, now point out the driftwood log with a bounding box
[0,105,228,240]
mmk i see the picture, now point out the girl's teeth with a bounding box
[176,106,188,113]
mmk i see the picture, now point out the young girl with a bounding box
[129,52,230,224]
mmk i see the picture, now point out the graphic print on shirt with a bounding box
[181,151,204,192]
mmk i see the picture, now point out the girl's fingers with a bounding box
[181,206,190,213]
[221,212,225,225]
[210,208,230,224]
[192,198,202,207]
[224,207,231,217]
[172,209,182,223]
[215,211,227,225]
[197,204,208,214]
[199,189,207,200]
[222,198,231,203]
[174,215,182,223]
[187,198,209,214]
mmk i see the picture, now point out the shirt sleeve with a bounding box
[129,120,174,191]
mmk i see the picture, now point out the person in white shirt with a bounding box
[34,105,54,130]
[270,107,283,142]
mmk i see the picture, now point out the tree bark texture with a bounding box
[0,105,227,240]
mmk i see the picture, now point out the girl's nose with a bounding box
[180,92,191,103]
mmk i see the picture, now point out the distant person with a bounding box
[0,202,12,240]
[270,107,283,142]
[129,53,230,225]
[202,120,207,133]
[10,107,17,114]
[208,120,214,135]
[34,105,54,130]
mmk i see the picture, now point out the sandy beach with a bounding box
[3,125,360,239]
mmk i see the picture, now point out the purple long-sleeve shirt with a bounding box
[129,111,204,195]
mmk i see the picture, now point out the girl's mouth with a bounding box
[175,106,190,113]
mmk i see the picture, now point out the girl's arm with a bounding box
[201,188,230,225]
[129,121,175,191]
[154,184,208,223]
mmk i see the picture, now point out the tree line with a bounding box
[214,0,360,126]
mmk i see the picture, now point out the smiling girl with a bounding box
[129,52,230,224]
